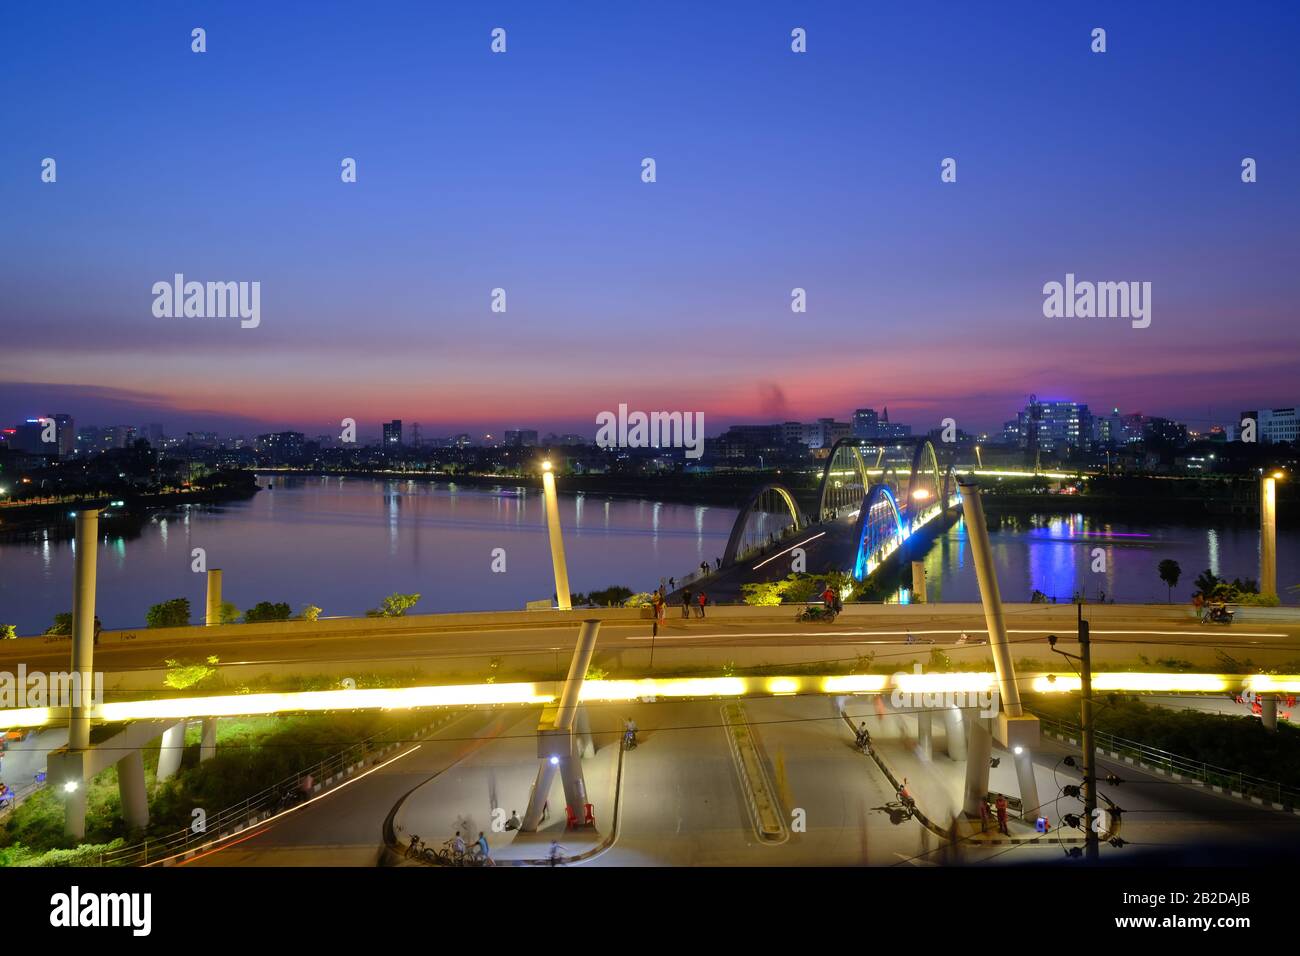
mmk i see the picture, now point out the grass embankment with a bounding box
[0,710,430,866]
[1025,692,1300,795]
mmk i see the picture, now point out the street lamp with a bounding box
[540,460,572,610]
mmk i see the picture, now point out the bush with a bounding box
[218,601,241,624]
[146,598,191,628]
[164,655,220,690]
[244,601,292,623]
[367,593,420,618]
[299,604,322,622]
[44,612,73,636]
[0,624,16,640]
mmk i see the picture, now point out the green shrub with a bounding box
[164,655,220,690]
[367,593,420,618]
[0,624,16,640]
[299,604,322,622]
[44,612,73,636]
[244,601,292,623]
[146,598,191,628]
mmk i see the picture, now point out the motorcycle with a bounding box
[1200,605,1234,625]
[623,728,638,750]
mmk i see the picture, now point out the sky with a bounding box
[1,1,1298,440]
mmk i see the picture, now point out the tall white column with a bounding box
[117,749,150,830]
[70,509,98,752]
[205,568,224,625]
[541,462,572,610]
[200,718,217,762]
[962,711,993,817]
[1261,475,1277,601]
[943,707,966,761]
[911,561,927,603]
[157,722,186,783]
[917,710,933,759]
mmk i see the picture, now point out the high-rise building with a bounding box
[504,429,539,447]
[1238,407,1298,444]
[875,407,912,440]
[852,408,880,440]
[1005,400,1091,453]
[382,419,402,448]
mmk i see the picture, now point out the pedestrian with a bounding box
[660,577,667,594]
[669,577,675,591]
[979,796,991,832]
[548,841,566,867]
[715,557,721,570]
[93,615,102,646]
[476,831,492,864]
[905,630,916,645]
[651,590,662,637]
[821,583,835,610]
[957,632,969,645]
[995,794,1009,835]
[505,810,521,831]
[682,587,692,618]
[696,591,707,618]
[700,561,708,576]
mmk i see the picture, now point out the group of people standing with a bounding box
[649,584,708,637]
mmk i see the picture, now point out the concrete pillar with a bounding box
[156,722,186,783]
[1013,747,1042,820]
[541,462,572,610]
[916,710,933,760]
[523,760,560,832]
[200,718,217,762]
[48,750,88,841]
[205,568,224,625]
[522,621,600,830]
[911,561,927,604]
[943,707,966,761]
[962,710,993,818]
[1260,475,1277,601]
[70,509,99,752]
[1262,694,1278,733]
[957,479,1024,718]
[117,749,150,830]
[574,705,595,758]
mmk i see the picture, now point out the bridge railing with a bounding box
[97,725,398,867]
[1033,712,1300,809]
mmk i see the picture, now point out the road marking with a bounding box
[170,744,423,866]
[627,627,1289,642]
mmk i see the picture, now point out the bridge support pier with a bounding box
[200,718,217,762]
[961,710,993,817]
[117,749,149,830]
[911,561,927,603]
[522,621,600,832]
[1261,474,1277,601]
[943,707,966,761]
[916,710,933,760]
[575,705,595,757]
[205,569,224,625]
[156,722,186,783]
[1262,694,1278,733]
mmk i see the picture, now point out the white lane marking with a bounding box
[627,627,1288,642]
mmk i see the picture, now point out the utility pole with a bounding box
[1078,603,1099,861]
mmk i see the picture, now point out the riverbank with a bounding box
[0,474,261,541]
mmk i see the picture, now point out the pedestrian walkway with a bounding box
[391,712,623,865]
[845,701,1070,846]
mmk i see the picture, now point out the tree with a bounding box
[368,593,421,618]
[1158,559,1182,603]
[299,604,322,622]
[44,612,73,636]
[0,624,16,640]
[244,601,292,623]
[146,598,191,628]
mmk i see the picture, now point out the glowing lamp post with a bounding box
[541,461,572,610]
[1258,470,1279,598]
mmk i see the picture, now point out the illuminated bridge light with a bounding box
[5,673,1299,729]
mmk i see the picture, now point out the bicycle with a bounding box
[433,839,467,866]
[405,834,426,860]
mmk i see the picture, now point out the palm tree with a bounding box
[1158,559,1182,603]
